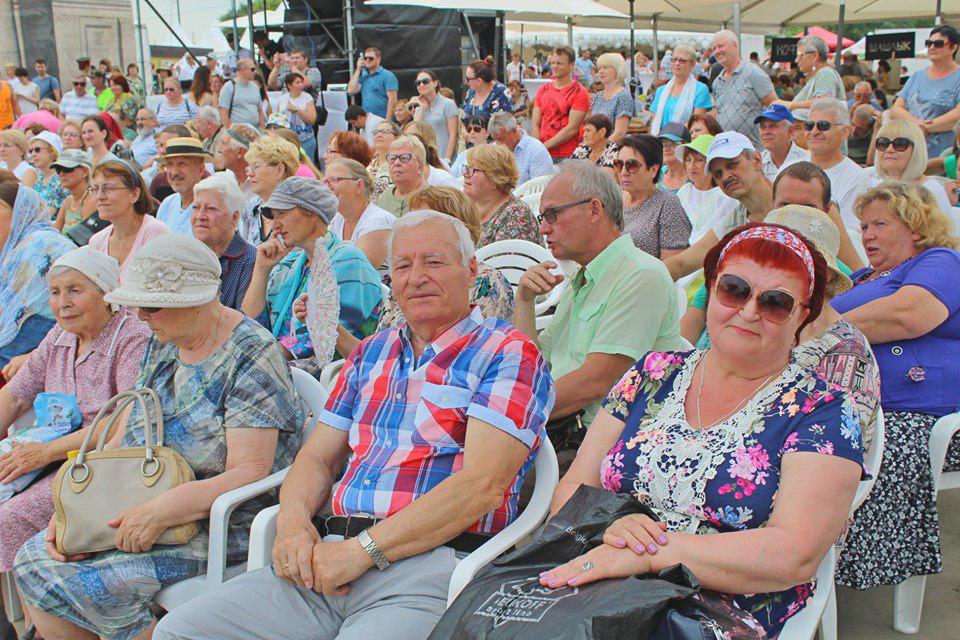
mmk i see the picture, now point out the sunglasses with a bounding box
[804,120,834,132]
[54,166,78,174]
[612,159,645,173]
[363,56,376,61]
[163,87,177,92]
[139,307,161,314]
[875,136,913,152]
[386,153,413,164]
[925,39,950,49]
[714,273,802,324]
[466,125,486,133]
[72,82,85,87]
[539,198,591,224]
[415,78,432,86]
[462,166,485,178]
[27,147,44,154]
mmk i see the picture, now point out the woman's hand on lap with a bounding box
[603,513,668,556]
[107,498,171,553]
[0,442,52,484]
[45,516,90,563]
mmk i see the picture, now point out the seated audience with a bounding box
[144,125,191,199]
[80,115,120,167]
[241,177,382,372]
[344,104,385,147]
[775,34,846,120]
[848,104,877,166]
[59,119,84,152]
[29,131,69,217]
[14,234,303,640]
[0,248,151,621]
[51,149,96,232]
[617,135,691,259]
[756,104,810,180]
[869,119,953,214]
[376,136,429,217]
[487,112,553,186]
[463,143,541,247]
[649,44,711,139]
[155,210,554,640]
[191,172,257,310]
[571,115,618,176]
[196,106,225,156]
[270,127,323,179]
[656,123,690,193]
[240,135,299,246]
[367,120,401,196]
[0,129,39,187]
[833,181,960,592]
[215,122,260,193]
[541,222,863,639]
[130,108,159,168]
[513,160,681,455]
[323,130,374,170]
[402,121,459,187]
[155,137,211,236]
[155,76,198,128]
[0,177,75,369]
[675,134,735,241]
[325,158,396,273]
[686,113,723,139]
[88,160,169,279]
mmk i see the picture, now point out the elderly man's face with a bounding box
[490,126,521,150]
[135,109,156,133]
[711,37,735,64]
[758,119,793,153]
[197,117,219,140]
[538,174,595,261]
[191,190,237,251]
[710,152,762,201]
[165,157,205,195]
[805,108,849,155]
[854,85,872,102]
[391,219,477,329]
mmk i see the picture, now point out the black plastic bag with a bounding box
[428,486,699,640]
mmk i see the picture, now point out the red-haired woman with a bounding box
[322,130,373,168]
[540,222,865,639]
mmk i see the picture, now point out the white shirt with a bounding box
[822,157,873,231]
[174,56,199,82]
[676,184,737,243]
[329,202,397,243]
[426,166,460,189]
[0,160,37,182]
[361,113,387,147]
[506,61,523,83]
[11,78,38,113]
[760,143,810,180]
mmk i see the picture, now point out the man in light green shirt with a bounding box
[514,160,681,431]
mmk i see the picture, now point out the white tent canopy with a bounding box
[366,0,626,18]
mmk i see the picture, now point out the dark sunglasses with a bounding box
[54,166,78,174]
[72,82,85,87]
[139,306,161,314]
[415,78,432,86]
[804,120,834,132]
[925,39,950,49]
[612,158,645,173]
[363,56,376,61]
[875,137,913,152]
[466,125,486,133]
[27,147,44,154]
[539,198,591,224]
[715,273,802,324]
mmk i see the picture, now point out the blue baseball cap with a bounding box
[754,104,795,124]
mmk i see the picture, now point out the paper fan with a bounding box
[304,238,340,369]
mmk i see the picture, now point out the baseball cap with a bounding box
[90,69,106,79]
[266,112,291,129]
[754,104,795,124]
[657,122,691,144]
[261,177,338,224]
[704,131,755,175]
[675,134,713,163]
[51,148,92,170]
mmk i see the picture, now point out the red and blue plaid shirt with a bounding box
[319,307,555,534]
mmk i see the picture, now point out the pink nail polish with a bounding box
[635,544,645,554]
[616,538,625,547]
[659,535,668,544]
[647,544,658,553]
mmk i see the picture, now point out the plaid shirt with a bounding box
[320,307,555,534]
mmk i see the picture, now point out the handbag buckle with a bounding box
[141,457,161,478]
[69,463,90,483]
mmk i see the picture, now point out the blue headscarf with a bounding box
[0,185,76,348]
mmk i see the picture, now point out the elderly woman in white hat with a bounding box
[0,247,152,633]
[28,131,69,217]
[13,234,304,640]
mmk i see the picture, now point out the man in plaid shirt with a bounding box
[156,210,555,640]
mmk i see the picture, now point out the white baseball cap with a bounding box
[704,131,755,176]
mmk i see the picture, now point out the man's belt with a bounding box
[316,515,492,554]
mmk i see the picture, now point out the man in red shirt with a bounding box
[532,46,590,160]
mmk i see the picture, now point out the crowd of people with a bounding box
[0,22,958,640]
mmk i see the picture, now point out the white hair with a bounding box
[809,97,851,126]
[712,30,739,48]
[487,112,519,135]
[797,35,829,62]
[387,209,476,267]
[198,105,221,125]
[194,171,246,214]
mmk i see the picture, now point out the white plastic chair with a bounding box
[152,368,329,612]
[519,191,541,218]
[318,360,345,394]
[892,411,960,634]
[513,174,553,198]
[476,239,564,316]
[0,407,35,629]
[246,436,560,608]
[778,409,885,640]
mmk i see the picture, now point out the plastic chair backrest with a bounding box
[513,174,553,198]
[476,239,553,288]
[851,408,884,516]
[290,368,330,440]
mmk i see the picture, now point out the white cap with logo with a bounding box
[704,131,756,176]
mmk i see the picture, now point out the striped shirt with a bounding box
[320,307,555,534]
[155,99,198,128]
[59,90,100,121]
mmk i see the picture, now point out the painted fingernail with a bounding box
[635,544,645,554]
[548,579,561,587]
[567,578,579,586]
[659,535,668,544]
[647,544,658,554]
[616,538,625,547]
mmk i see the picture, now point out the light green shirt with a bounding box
[539,234,681,426]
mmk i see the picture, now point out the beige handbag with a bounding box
[51,388,199,555]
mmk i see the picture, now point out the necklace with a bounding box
[695,351,785,430]
[858,253,918,283]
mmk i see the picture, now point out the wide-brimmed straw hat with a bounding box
[764,205,854,298]
[104,235,221,309]
[158,137,212,160]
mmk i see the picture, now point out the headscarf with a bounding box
[49,246,122,311]
[0,186,76,347]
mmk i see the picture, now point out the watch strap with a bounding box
[357,529,391,571]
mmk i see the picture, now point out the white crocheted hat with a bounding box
[104,235,222,308]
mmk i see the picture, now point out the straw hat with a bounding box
[158,137,212,160]
[764,205,853,297]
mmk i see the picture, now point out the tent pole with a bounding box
[345,0,355,78]
[520,24,524,65]
[733,2,741,49]
[629,0,636,98]
[652,16,659,82]
[566,17,573,48]
[835,0,846,71]
[230,0,239,59]
[247,0,255,59]
[936,0,943,25]
[131,0,150,96]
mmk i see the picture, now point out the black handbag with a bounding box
[315,89,328,126]
[64,210,110,247]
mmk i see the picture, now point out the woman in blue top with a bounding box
[540,223,864,638]
[649,44,712,138]
[832,181,960,590]
[460,60,511,121]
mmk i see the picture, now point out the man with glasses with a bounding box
[513,160,680,462]
[345,105,385,147]
[347,47,398,119]
[130,108,160,168]
[488,112,553,185]
[890,24,960,156]
[219,60,266,129]
[532,47,590,161]
[755,104,809,179]
[709,29,777,146]
[59,74,99,120]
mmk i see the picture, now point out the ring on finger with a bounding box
[580,561,594,572]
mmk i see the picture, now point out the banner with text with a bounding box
[865,32,915,60]
[771,38,797,63]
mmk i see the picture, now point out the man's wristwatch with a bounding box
[356,529,391,571]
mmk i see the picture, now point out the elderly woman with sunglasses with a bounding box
[540,221,865,639]
[375,135,430,217]
[832,181,960,593]
[28,131,69,218]
[51,150,96,232]
[867,119,954,216]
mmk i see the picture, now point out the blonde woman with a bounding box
[591,52,633,142]
[375,135,430,217]
[402,120,458,186]
[868,118,953,216]
[649,44,712,137]
[241,135,300,245]
[462,143,541,247]
[59,119,84,151]
[0,129,38,187]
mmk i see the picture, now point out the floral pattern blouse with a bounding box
[34,172,69,218]
[478,196,543,248]
[571,140,619,168]
[461,82,512,121]
[599,349,864,638]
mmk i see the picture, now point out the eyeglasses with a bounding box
[539,198,592,224]
[363,56,376,61]
[875,136,913,152]
[27,147,44,154]
[671,57,692,65]
[72,82,85,87]
[925,39,950,49]
[796,50,816,58]
[466,125,486,133]
[88,185,129,195]
[386,153,413,164]
[612,159,646,173]
[714,273,803,324]
[323,176,356,185]
[804,120,834,132]
[415,78,432,86]
[462,166,485,178]
[373,128,395,136]
[163,87,177,93]
[465,75,478,82]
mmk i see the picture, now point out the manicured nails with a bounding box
[647,544,658,554]
[635,544,645,554]
[658,535,668,544]
[615,538,626,547]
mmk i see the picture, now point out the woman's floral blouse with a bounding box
[599,349,864,638]
[478,196,543,248]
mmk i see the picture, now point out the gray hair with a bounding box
[388,209,476,267]
[198,105,221,125]
[194,171,246,215]
[487,112,519,135]
[854,80,872,92]
[809,97,851,126]
[329,157,374,198]
[797,35,830,62]
[553,159,623,230]
[712,30,739,48]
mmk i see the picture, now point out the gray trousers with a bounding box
[153,543,458,640]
